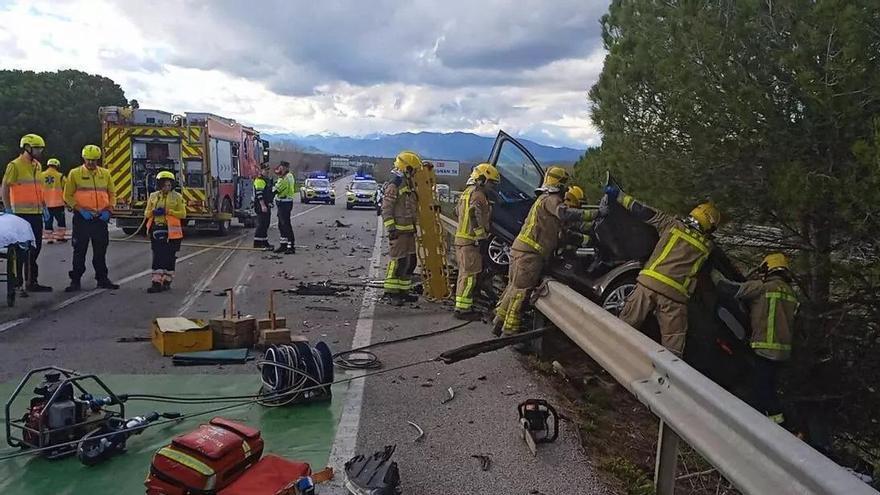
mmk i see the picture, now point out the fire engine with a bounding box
[98,107,269,235]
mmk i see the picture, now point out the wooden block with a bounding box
[257,317,287,330]
[258,328,292,346]
[209,317,256,349]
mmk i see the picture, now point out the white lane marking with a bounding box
[177,203,321,315]
[0,233,246,331]
[327,215,383,479]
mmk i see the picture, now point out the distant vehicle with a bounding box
[300,173,335,205]
[435,183,451,202]
[345,175,379,210]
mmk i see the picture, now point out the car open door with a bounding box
[487,130,545,241]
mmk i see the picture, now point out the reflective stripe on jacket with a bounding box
[636,211,712,303]
[63,165,114,212]
[381,178,417,232]
[146,190,187,239]
[454,185,490,246]
[273,172,296,200]
[512,193,591,257]
[4,156,43,214]
[41,168,65,207]
[735,276,798,361]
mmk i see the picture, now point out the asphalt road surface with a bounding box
[0,176,613,494]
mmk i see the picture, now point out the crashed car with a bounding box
[482,131,752,391]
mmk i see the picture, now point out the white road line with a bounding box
[327,215,383,480]
[0,318,30,334]
[177,236,243,316]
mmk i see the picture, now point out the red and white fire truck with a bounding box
[99,107,269,235]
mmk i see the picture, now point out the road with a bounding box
[0,176,613,494]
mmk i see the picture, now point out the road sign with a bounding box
[427,160,460,177]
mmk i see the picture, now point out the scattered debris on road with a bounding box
[440,387,455,404]
[305,306,339,312]
[471,454,492,472]
[407,421,425,442]
[117,336,151,343]
[289,282,348,296]
[334,219,351,228]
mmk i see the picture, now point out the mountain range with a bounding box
[265,131,585,164]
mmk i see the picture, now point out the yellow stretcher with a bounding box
[412,165,451,300]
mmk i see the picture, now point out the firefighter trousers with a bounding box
[494,249,543,334]
[454,244,482,311]
[14,214,42,287]
[750,355,785,424]
[384,233,416,295]
[619,283,687,356]
[150,227,181,284]
[276,200,294,248]
[70,214,109,282]
[254,210,271,245]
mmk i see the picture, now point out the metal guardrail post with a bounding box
[655,420,681,495]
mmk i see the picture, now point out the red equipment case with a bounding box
[218,454,312,495]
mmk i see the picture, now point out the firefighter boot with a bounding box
[454,310,483,321]
[147,282,163,293]
[64,279,81,292]
[97,278,120,290]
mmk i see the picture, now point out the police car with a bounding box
[345,175,379,210]
[300,173,336,205]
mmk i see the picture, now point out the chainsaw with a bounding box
[517,399,560,455]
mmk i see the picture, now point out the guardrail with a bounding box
[437,213,876,495]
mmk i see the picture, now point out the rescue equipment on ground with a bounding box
[257,342,334,406]
[344,445,402,495]
[518,399,560,455]
[77,410,180,466]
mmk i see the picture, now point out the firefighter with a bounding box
[63,145,120,292]
[145,171,187,293]
[273,160,296,254]
[604,184,721,356]
[382,150,421,306]
[711,253,798,424]
[453,163,500,321]
[494,167,595,335]
[2,133,52,295]
[252,165,274,250]
[41,158,67,244]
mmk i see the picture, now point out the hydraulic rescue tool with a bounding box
[77,410,181,466]
[4,366,125,459]
[517,399,560,455]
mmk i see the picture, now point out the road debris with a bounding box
[407,421,425,442]
[471,454,492,471]
[440,387,455,404]
[117,336,151,343]
[334,219,351,227]
[289,282,348,296]
[305,306,339,312]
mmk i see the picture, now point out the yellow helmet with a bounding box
[688,202,721,233]
[156,171,175,181]
[470,163,500,183]
[393,150,422,174]
[20,134,46,149]
[82,144,102,160]
[565,185,585,207]
[541,166,571,190]
[46,158,61,168]
[761,253,790,273]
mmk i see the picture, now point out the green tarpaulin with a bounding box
[0,374,343,495]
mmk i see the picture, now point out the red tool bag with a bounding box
[145,417,264,495]
[218,454,312,495]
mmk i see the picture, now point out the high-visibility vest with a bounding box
[273,172,296,200]
[65,165,114,212]
[41,168,65,208]
[4,156,43,214]
[146,191,186,239]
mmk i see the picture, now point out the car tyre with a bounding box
[600,273,636,317]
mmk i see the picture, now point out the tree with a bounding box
[581,0,880,445]
[0,69,127,173]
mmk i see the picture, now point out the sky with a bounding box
[0,0,609,149]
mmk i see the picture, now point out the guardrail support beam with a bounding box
[655,420,680,495]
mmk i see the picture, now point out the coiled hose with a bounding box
[257,342,334,407]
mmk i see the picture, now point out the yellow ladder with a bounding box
[412,167,451,300]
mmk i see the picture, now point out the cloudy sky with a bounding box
[0,0,608,149]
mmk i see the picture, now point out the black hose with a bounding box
[332,320,473,370]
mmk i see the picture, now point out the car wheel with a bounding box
[600,274,636,316]
[486,235,511,269]
[346,204,353,210]
[331,200,336,205]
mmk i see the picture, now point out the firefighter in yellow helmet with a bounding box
[63,145,119,292]
[453,163,500,320]
[145,171,187,293]
[604,183,721,356]
[41,158,67,244]
[494,167,596,335]
[2,134,51,295]
[711,253,798,425]
[382,150,421,305]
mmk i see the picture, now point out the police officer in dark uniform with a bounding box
[252,165,274,250]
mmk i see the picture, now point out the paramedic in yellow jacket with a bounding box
[41,158,67,243]
[711,253,798,425]
[382,151,421,306]
[494,168,596,335]
[453,163,500,321]
[144,171,187,293]
[604,184,721,356]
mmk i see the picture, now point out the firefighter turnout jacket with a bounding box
[454,184,491,246]
[618,193,713,303]
[512,192,596,257]
[3,156,43,214]
[64,165,115,213]
[145,190,187,240]
[41,167,65,208]
[381,175,417,234]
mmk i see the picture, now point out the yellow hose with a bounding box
[111,238,267,252]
